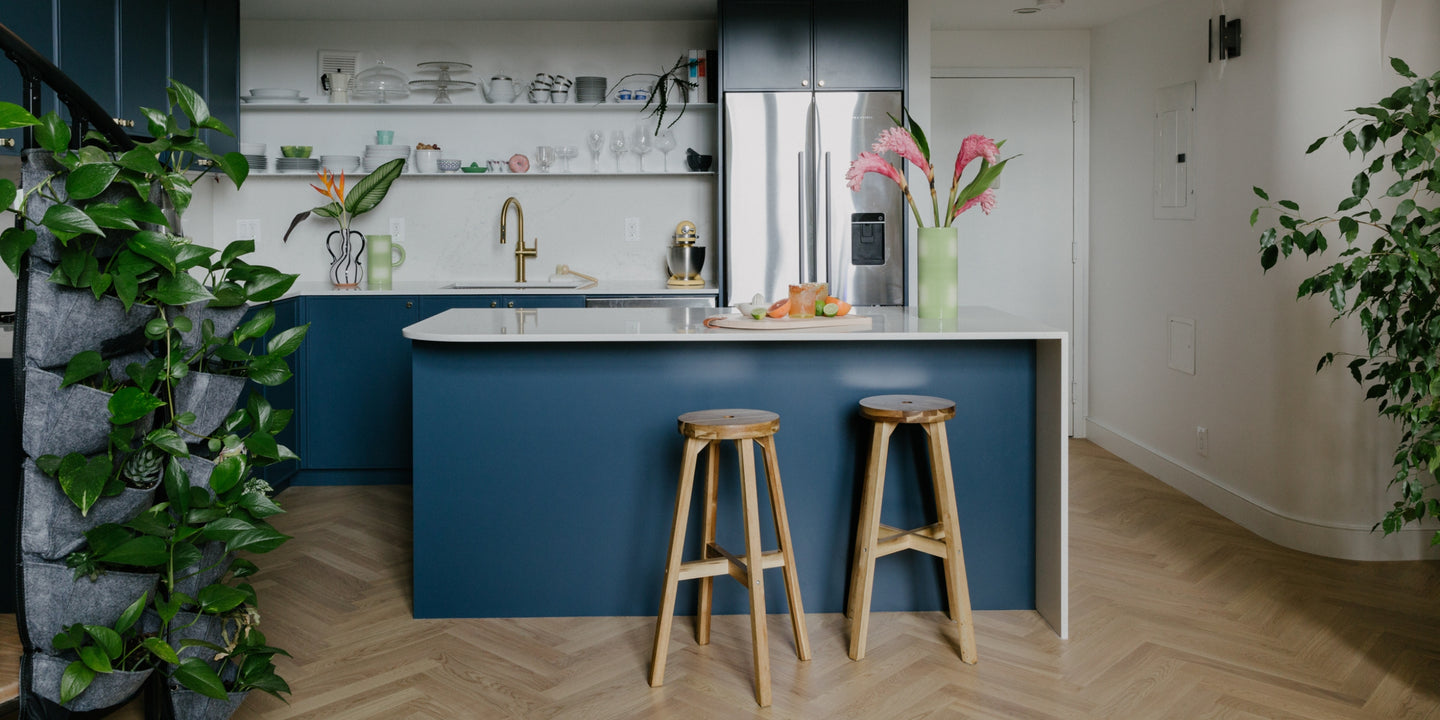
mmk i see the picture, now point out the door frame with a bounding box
[930,66,1089,437]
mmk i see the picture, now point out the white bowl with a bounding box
[248,88,300,98]
[239,142,266,155]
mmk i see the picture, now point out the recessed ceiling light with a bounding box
[1037,0,1065,8]
[1013,7,1040,14]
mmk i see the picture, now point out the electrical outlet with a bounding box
[390,217,405,245]
[625,217,641,243]
[1196,426,1209,457]
[235,219,260,243]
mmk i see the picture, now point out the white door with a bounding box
[931,75,1081,432]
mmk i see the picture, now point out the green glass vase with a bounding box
[917,226,959,319]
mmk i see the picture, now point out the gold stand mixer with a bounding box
[666,220,705,288]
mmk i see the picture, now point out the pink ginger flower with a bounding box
[845,152,907,192]
[872,127,932,181]
[953,189,997,219]
[953,134,1000,182]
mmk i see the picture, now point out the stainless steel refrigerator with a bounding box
[724,91,905,306]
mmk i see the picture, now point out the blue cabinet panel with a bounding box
[300,296,419,473]
[0,4,54,155]
[257,297,300,490]
[202,0,239,155]
[168,1,206,94]
[57,0,118,123]
[118,0,168,128]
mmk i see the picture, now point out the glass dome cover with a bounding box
[354,59,411,103]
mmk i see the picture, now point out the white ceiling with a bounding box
[239,0,1169,28]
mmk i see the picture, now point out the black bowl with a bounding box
[686,153,714,172]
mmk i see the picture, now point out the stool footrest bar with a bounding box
[678,545,785,582]
[875,523,949,558]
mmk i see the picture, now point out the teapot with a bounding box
[481,75,517,104]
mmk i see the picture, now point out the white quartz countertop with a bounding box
[402,306,1066,343]
[287,280,717,297]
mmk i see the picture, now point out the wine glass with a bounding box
[631,126,653,172]
[556,145,578,173]
[655,129,677,172]
[608,130,628,172]
[535,145,557,174]
[586,129,605,172]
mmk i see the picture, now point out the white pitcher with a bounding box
[481,76,517,104]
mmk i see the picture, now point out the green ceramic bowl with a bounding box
[460,162,487,173]
[280,145,312,158]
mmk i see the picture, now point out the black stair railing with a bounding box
[0,20,136,151]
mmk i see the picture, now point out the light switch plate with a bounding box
[1168,316,1196,375]
[624,217,641,243]
[390,217,405,245]
[235,219,260,243]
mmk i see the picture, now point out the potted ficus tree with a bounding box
[1253,57,1440,545]
[0,80,302,717]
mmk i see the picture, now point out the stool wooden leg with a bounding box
[650,436,706,687]
[758,435,811,661]
[848,420,895,661]
[695,439,721,646]
[735,438,772,707]
[924,421,977,664]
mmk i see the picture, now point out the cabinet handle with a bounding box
[801,79,809,87]
[111,118,135,128]
[490,301,498,308]
[195,158,214,167]
[507,301,515,308]
[0,138,13,148]
[405,301,413,308]
[817,80,825,87]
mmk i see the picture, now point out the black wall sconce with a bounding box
[1208,14,1242,62]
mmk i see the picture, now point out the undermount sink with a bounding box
[444,279,586,290]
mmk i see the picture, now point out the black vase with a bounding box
[326,229,366,288]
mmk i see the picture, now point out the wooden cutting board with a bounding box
[706,314,873,331]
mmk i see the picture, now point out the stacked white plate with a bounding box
[363,144,411,173]
[241,88,308,105]
[275,157,320,174]
[575,76,606,103]
[321,155,361,174]
[242,154,268,173]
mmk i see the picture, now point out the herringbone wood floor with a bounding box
[45,440,1440,717]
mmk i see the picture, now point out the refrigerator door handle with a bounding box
[823,151,832,286]
[797,150,808,283]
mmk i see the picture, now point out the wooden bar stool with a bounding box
[847,394,977,664]
[649,409,811,707]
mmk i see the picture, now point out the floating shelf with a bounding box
[240,102,716,113]
[243,170,715,178]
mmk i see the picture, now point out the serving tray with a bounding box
[706,314,872,331]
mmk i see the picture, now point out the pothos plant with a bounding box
[0,81,302,708]
[1253,57,1440,544]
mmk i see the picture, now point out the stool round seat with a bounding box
[858,394,956,424]
[678,409,780,440]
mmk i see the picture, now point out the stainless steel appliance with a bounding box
[724,91,905,306]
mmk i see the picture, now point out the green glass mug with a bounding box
[365,234,406,290]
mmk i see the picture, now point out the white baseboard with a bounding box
[1085,417,1440,562]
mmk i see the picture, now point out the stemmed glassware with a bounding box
[556,145,578,173]
[586,129,605,172]
[655,129,677,172]
[631,126,653,172]
[608,130,628,172]
[535,145,557,173]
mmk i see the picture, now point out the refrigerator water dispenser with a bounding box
[851,213,886,266]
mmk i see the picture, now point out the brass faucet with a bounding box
[499,196,537,283]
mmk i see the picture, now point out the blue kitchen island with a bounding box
[404,306,1069,637]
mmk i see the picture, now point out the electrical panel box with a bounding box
[1154,81,1196,220]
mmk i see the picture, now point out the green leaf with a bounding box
[145,427,191,457]
[108,387,164,425]
[1253,186,1270,200]
[225,526,291,555]
[81,624,123,660]
[1386,179,1414,197]
[1304,136,1326,154]
[0,179,14,213]
[219,239,255,267]
[344,158,404,217]
[208,456,245,495]
[239,490,284,519]
[1352,172,1370,198]
[65,163,120,201]
[1337,196,1362,212]
[0,102,39,130]
[266,324,309,358]
[114,591,148,634]
[117,196,169,226]
[201,517,257,543]
[243,431,280,460]
[161,173,193,216]
[84,203,141,232]
[150,273,214,306]
[1391,57,1415,78]
[173,657,228,700]
[234,306,275,342]
[229,558,259,578]
[217,151,248,187]
[58,454,111,516]
[61,351,106,388]
[42,204,103,238]
[0,227,36,275]
[142,636,182,665]
[76,645,112,674]
[197,584,249,614]
[126,230,177,273]
[98,535,168,567]
[164,457,191,517]
[247,356,292,386]
[168,81,211,126]
[35,111,71,154]
[1278,200,1299,211]
[1260,244,1279,270]
[243,270,298,303]
[1249,208,1259,226]
[59,661,96,705]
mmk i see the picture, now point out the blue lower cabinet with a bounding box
[296,296,419,484]
[256,298,300,490]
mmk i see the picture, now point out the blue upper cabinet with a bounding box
[118,0,170,131]
[202,0,240,156]
[721,0,907,92]
[0,5,55,155]
[57,0,119,125]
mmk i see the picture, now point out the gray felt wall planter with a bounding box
[167,683,247,720]
[30,652,152,712]
[174,372,247,438]
[178,302,250,350]
[174,541,232,600]
[25,261,155,368]
[20,459,158,561]
[22,149,134,264]
[22,560,158,655]
[24,367,123,458]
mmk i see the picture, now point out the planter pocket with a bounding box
[175,372,248,438]
[22,366,155,458]
[178,302,251,352]
[174,541,233,601]
[25,261,156,369]
[30,651,152,712]
[22,149,136,265]
[20,459,158,561]
[167,685,248,720]
[22,560,158,655]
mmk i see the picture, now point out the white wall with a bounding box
[1088,0,1440,559]
[207,19,718,286]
